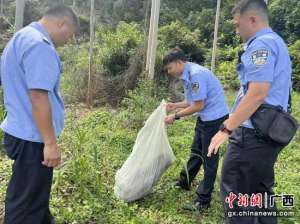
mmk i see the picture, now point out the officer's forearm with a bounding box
[176,101,204,118]
[29,90,56,145]
[225,82,270,130]
[174,101,190,109]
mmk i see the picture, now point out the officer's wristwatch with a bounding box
[219,123,232,135]
[174,113,181,120]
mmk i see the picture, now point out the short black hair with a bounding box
[232,0,268,21]
[163,47,187,66]
[44,5,79,29]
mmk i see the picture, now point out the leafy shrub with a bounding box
[116,78,162,130]
[289,40,300,91]
[96,22,144,76]
[216,60,240,91]
[158,21,207,64]
[59,21,144,104]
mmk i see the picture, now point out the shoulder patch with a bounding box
[251,49,268,66]
[191,82,200,93]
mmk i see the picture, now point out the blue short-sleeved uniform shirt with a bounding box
[0,22,64,142]
[231,28,292,128]
[181,62,228,121]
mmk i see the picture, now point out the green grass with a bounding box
[0,91,299,224]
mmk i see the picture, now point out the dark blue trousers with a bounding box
[221,127,283,224]
[3,133,54,224]
[180,114,229,204]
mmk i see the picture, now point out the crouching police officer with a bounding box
[163,48,229,210]
[208,0,292,223]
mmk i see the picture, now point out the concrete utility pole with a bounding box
[211,0,221,73]
[15,0,25,31]
[87,0,95,106]
[146,0,160,79]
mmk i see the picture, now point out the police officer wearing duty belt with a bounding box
[208,0,292,223]
[163,47,229,210]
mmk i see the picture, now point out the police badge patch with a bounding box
[191,82,199,93]
[251,49,269,66]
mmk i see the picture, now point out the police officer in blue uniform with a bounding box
[208,0,292,223]
[0,6,78,224]
[163,48,229,210]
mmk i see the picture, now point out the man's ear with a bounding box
[178,60,185,69]
[250,15,257,24]
[56,19,65,29]
[176,60,181,65]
